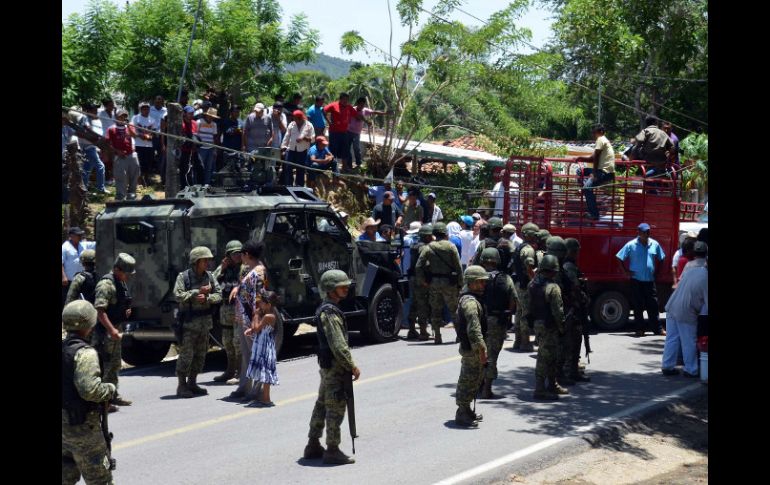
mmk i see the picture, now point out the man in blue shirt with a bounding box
[306,96,327,137]
[616,223,667,337]
[62,227,97,309]
[306,136,336,190]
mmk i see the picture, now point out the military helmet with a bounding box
[502,223,517,234]
[419,224,434,237]
[464,265,490,282]
[565,238,581,251]
[536,229,551,244]
[545,236,567,257]
[432,222,448,235]
[62,300,98,331]
[189,246,214,264]
[320,269,352,293]
[480,247,501,265]
[538,254,559,272]
[114,253,136,274]
[521,222,540,236]
[80,249,96,264]
[487,217,503,229]
[225,240,243,256]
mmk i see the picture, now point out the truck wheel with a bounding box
[592,291,630,331]
[364,284,403,342]
[121,338,171,367]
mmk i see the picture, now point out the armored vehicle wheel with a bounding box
[364,284,403,342]
[592,291,629,331]
[121,338,171,366]
[274,311,286,356]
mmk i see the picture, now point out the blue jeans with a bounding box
[81,145,105,191]
[661,317,698,375]
[307,160,338,181]
[581,168,614,218]
[348,132,362,166]
[198,148,217,185]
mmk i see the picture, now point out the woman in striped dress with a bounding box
[246,290,280,406]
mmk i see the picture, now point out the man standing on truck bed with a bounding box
[631,115,673,178]
[173,246,223,398]
[581,124,616,221]
[616,223,667,337]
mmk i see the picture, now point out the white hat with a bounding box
[254,103,265,111]
[427,192,437,199]
[406,221,422,234]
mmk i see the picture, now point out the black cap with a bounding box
[68,227,85,236]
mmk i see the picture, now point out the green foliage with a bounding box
[679,133,708,194]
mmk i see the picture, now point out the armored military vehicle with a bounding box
[95,157,407,366]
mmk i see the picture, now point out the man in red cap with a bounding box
[280,110,316,186]
[306,136,335,191]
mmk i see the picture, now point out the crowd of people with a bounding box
[62,90,392,203]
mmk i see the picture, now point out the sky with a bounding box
[61,0,556,64]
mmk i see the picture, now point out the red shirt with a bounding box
[106,125,135,154]
[181,119,198,153]
[323,101,358,133]
[676,255,689,277]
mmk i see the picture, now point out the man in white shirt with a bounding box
[61,227,97,309]
[77,102,108,194]
[488,172,520,220]
[458,215,476,268]
[149,95,167,173]
[424,193,443,224]
[132,102,159,182]
[662,242,707,378]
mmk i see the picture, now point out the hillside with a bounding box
[286,53,354,79]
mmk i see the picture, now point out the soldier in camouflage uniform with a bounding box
[478,248,516,398]
[415,222,464,344]
[563,238,591,382]
[535,229,551,263]
[511,223,539,351]
[211,240,244,383]
[471,217,515,273]
[545,236,574,387]
[173,246,222,398]
[62,300,117,485]
[406,224,434,340]
[64,249,97,339]
[454,265,489,427]
[304,270,361,465]
[529,255,568,400]
[93,253,136,411]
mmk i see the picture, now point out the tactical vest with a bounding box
[315,302,348,369]
[218,266,241,305]
[100,272,131,327]
[512,242,533,289]
[484,270,509,318]
[529,278,556,327]
[426,241,460,279]
[178,269,216,320]
[62,337,99,425]
[558,265,574,309]
[75,269,97,303]
[455,293,487,351]
[409,241,427,277]
[497,239,513,275]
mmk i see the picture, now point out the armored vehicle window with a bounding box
[310,214,348,240]
[116,222,156,244]
[269,213,305,236]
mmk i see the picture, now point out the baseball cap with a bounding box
[183,105,195,113]
[460,215,474,227]
[638,223,651,232]
[254,102,265,110]
[68,226,85,236]
[427,192,437,199]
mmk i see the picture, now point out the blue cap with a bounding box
[460,215,474,227]
[183,105,195,113]
[637,223,651,232]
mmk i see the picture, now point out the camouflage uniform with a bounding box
[173,265,222,381]
[92,276,127,391]
[563,256,591,380]
[454,265,489,426]
[482,275,516,383]
[416,225,463,343]
[62,301,116,485]
[212,261,243,380]
[407,225,433,339]
[513,242,537,351]
[64,250,97,339]
[308,298,356,448]
[529,256,566,400]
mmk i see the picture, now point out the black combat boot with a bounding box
[533,376,557,400]
[454,406,479,427]
[112,395,132,406]
[323,445,355,464]
[213,359,236,382]
[547,377,569,395]
[187,374,208,395]
[480,377,496,399]
[177,374,193,399]
[512,329,522,350]
[303,438,325,459]
[418,324,431,341]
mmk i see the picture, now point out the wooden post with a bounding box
[165,103,182,198]
[66,141,88,229]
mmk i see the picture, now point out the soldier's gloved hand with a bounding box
[352,367,361,381]
[196,293,206,303]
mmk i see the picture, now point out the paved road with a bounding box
[102,327,698,485]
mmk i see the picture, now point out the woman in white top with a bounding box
[280,110,315,186]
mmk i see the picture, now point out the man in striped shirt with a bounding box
[196,108,221,185]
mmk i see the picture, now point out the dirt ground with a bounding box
[502,392,708,485]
